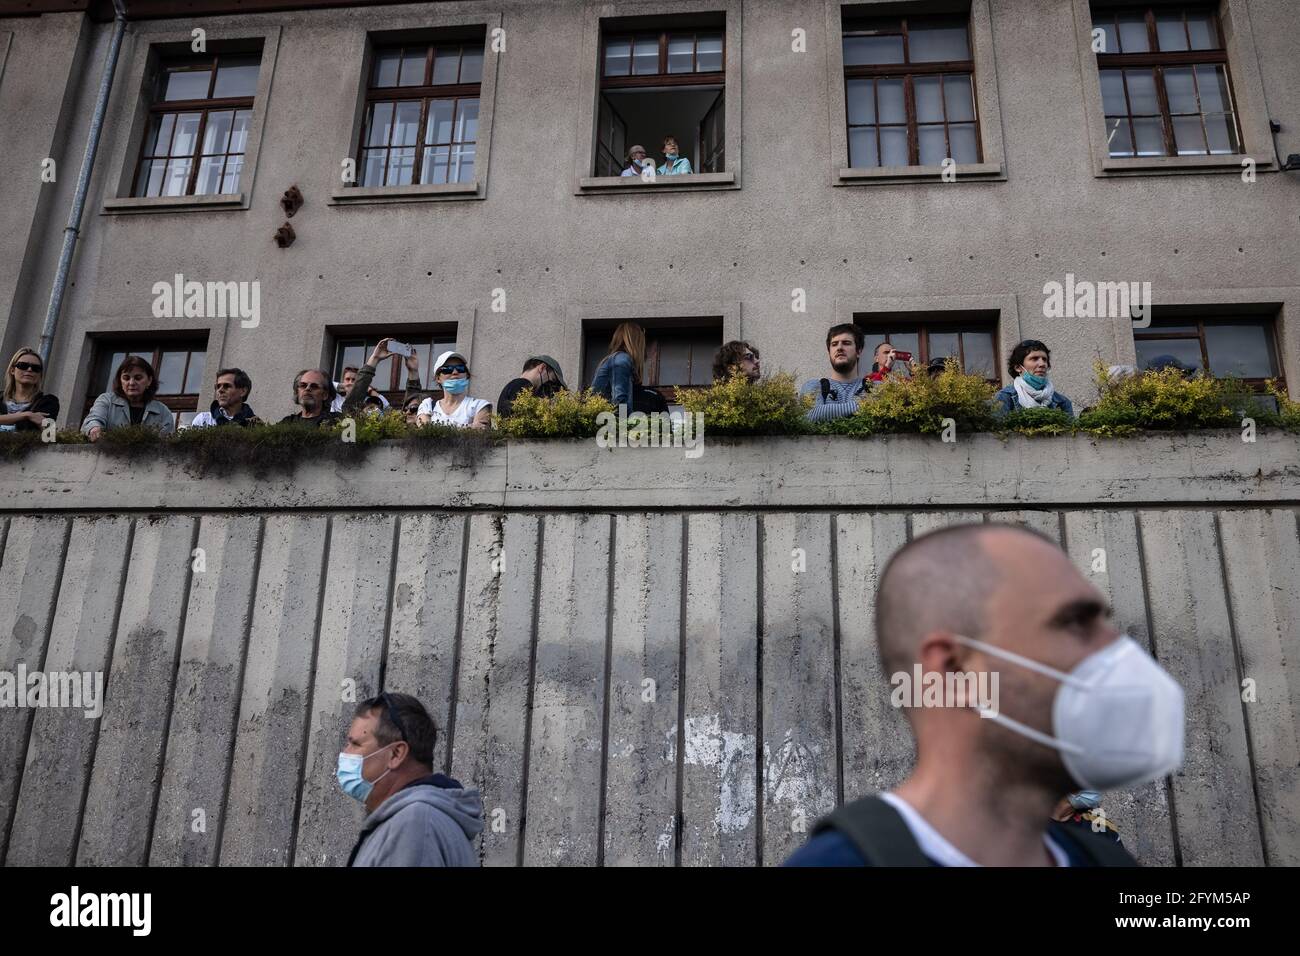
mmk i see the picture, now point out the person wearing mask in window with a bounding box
[279,369,342,427]
[0,348,60,432]
[656,136,693,175]
[799,324,870,423]
[590,321,667,414]
[497,355,567,419]
[620,144,652,177]
[416,351,492,429]
[992,339,1075,418]
[190,368,260,428]
[711,341,761,383]
[82,355,177,441]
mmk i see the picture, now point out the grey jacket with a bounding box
[348,774,483,867]
[81,391,176,436]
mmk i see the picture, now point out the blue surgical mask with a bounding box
[1021,372,1048,390]
[442,377,470,395]
[336,744,395,802]
[1068,790,1103,811]
[665,152,678,161]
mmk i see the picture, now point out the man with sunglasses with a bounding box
[341,692,483,867]
[279,368,343,427]
[191,368,260,428]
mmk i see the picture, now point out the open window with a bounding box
[595,24,725,176]
[1134,313,1285,411]
[856,314,999,384]
[85,335,209,429]
[582,319,722,404]
[330,326,457,406]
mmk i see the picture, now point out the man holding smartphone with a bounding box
[335,338,426,418]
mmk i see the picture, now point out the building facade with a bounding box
[1,0,1297,424]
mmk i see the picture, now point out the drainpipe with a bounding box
[38,0,129,364]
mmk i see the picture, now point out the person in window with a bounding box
[497,356,567,418]
[712,341,761,383]
[799,324,870,423]
[867,342,912,383]
[280,368,343,427]
[0,348,60,432]
[332,365,389,413]
[656,136,693,175]
[590,321,667,414]
[620,145,651,178]
[339,339,427,424]
[190,367,260,427]
[992,339,1075,418]
[1142,354,1197,378]
[416,351,492,429]
[82,355,177,441]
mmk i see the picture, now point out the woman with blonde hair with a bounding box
[0,347,60,432]
[590,321,649,411]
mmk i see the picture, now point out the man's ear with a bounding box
[389,740,410,767]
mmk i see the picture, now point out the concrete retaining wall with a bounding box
[1,434,1297,865]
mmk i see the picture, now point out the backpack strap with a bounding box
[1046,819,1137,867]
[820,378,832,402]
[812,796,933,866]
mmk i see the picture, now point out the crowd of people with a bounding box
[3,325,1093,441]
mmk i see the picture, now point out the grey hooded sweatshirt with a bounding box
[347,773,483,867]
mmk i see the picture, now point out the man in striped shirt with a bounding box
[799,323,871,423]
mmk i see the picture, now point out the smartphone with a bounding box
[388,341,414,357]
[893,350,913,362]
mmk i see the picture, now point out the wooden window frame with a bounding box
[1133,317,1285,393]
[131,54,258,198]
[84,338,208,428]
[869,320,1001,385]
[1093,5,1242,158]
[331,333,455,405]
[357,42,483,188]
[583,322,722,404]
[599,29,726,89]
[842,15,983,168]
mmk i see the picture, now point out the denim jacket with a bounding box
[591,351,636,408]
[992,384,1075,418]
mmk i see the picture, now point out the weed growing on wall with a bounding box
[494,388,614,439]
[678,372,813,436]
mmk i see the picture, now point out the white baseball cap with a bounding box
[433,350,468,374]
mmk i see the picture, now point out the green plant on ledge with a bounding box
[1076,361,1256,437]
[494,388,614,439]
[0,428,86,461]
[678,372,813,436]
[822,360,998,436]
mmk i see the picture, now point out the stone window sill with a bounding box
[1098,153,1274,176]
[102,193,246,214]
[577,172,737,193]
[329,182,481,204]
[836,163,1004,184]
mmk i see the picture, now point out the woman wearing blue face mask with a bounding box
[416,350,492,429]
[992,339,1075,418]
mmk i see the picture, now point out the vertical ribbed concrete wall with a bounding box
[2,492,1297,866]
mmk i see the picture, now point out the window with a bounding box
[357,40,484,187]
[582,323,722,402]
[862,321,998,383]
[1092,6,1241,158]
[87,338,208,429]
[842,14,981,168]
[133,54,260,198]
[595,24,726,176]
[332,333,455,404]
[1134,317,1284,406]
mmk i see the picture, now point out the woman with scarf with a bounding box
[992,339,1075,418]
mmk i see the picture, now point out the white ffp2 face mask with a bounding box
[954,634,1185,791]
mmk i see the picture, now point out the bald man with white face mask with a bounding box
[785,523,1183,867]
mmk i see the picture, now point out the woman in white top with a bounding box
[416,350,492,429]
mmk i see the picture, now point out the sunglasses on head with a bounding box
[379,691,408,742]
[13,361,42,373]
[438,364,468,375]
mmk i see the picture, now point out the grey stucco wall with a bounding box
[0,434,1297,866]
[0,0,1297,425]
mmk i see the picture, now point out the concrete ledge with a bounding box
[329,182,481,204]
[577,172,737,193]
[1,432,1296,511]
[1099,153,1274,177]
[101,193,247,214]
[835,163,1005,184]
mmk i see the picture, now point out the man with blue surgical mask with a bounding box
[786,522,1184,867]
[340,691,483,866]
